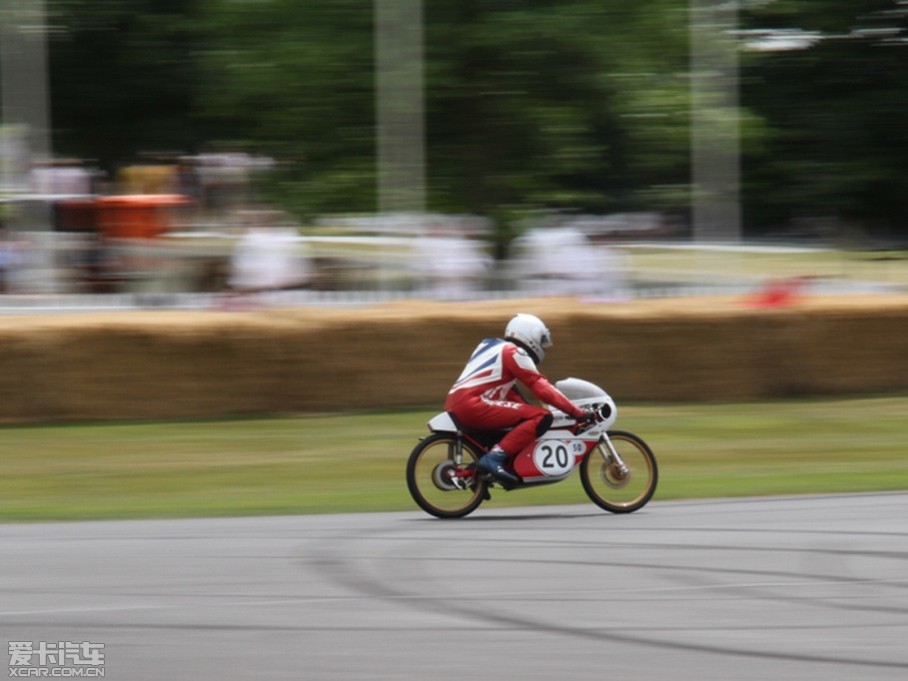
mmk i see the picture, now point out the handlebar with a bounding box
[575,403,612,427]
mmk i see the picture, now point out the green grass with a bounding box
[625,246,908,286]
[1,396,907,522]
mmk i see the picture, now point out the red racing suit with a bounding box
[444,338,585,457]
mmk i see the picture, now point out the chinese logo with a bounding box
[9,642,105,677]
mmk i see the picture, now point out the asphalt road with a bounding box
[2,493,907,680]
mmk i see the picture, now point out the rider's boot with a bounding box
[477,446,519,487]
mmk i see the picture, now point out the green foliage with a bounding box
[40,0,908,243]
[424,1,692,225]
[47,0,206,166]
[1,396,906,521]
[740,0,908,239]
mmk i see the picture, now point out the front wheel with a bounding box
[580,430,658,513]
[406,433,487,519]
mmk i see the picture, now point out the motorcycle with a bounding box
[406,378,658,518]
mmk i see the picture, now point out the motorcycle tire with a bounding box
[406,433,487,519]
[580,430,658,514]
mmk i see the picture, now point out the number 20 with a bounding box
[541,444,570,469]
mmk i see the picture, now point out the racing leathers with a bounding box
[444,338,586,457]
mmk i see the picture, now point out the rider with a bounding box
[444,313,589,486]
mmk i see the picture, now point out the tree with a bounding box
[421,1,692,250]
[47,0,205,169]
[195,0,377,218]
[740,0,908,241]
[193,0,693,250]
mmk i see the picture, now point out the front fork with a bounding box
[597,433,630,478]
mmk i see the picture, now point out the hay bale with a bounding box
[1,295,907,422]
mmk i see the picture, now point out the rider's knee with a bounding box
[535,412,553,437]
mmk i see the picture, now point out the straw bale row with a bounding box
[1,295,906,423]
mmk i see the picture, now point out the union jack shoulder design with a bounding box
[450,338,507,392]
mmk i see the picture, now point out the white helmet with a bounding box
[504,313,553,363]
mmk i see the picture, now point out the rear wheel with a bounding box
[406,433,487,518]
[580,430,657,513]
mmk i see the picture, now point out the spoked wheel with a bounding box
[406,433,487,519]
[580,430,658,513]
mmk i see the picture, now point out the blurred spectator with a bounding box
[117,162,179,195]
[0,227,26,293]
[227,211,312,294]
[512,227,630,299]
[28,159,93,196]
[177,156,203,204]
[412,224,492,299]
[197,151,275,220]
[71,232,121,294]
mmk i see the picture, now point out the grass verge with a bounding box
[1,396,906,522]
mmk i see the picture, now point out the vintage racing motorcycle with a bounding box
[406,378,658,518]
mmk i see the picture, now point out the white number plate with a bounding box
[533,439,585,477]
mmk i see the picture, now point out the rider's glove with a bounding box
[575,406,600,429]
